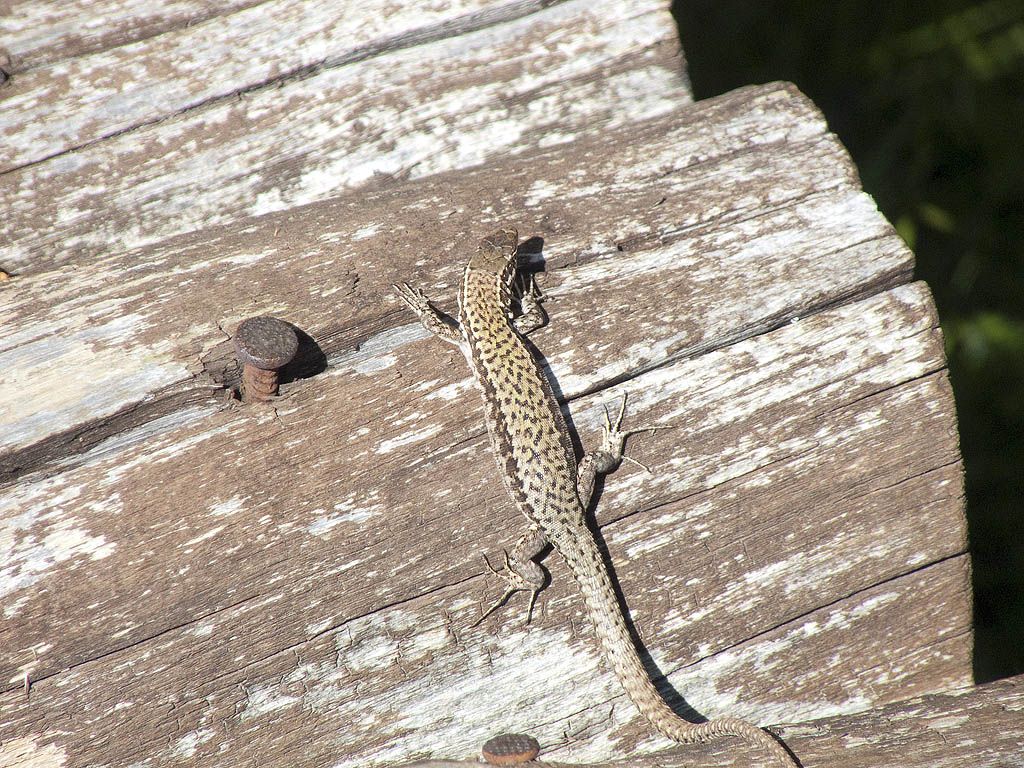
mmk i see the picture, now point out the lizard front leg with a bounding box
[577,393,631,508]
[393,283,463,346]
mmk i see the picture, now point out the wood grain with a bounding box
[389,675,1024,767]
[0,111,966,759]
[0,84,888,464]
[0,282,967,765]
[0,0,262,71]
[0,0,568,167]
[0,0,687,275]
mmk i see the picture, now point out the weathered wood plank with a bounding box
[0,84,896,466]
[0,561,971,767]
[0,0,582,169]
[391,675,1024,767]
[0,0,262,72]
[0,277,967,765]
[0,0,686,274]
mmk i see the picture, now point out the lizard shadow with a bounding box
[517,236,708,725]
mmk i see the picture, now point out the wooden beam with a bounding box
[0,0,687,274]
[390,676,1024,767]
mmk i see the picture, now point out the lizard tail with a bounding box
[565,540,799,767]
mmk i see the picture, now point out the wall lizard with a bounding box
[394,228,798,766]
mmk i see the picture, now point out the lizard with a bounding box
[393,228,798,766]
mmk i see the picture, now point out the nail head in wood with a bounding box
[233,315,299,402]
[481,733,540,764]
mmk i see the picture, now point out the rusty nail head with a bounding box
[234,316,298,401]
[481,733,540,765]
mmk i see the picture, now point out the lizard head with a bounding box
[469,228,519,275]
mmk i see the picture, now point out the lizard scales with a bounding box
[395,228,796,766]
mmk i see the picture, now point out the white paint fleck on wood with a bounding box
[0,324,187,453]
[0,736,70,767]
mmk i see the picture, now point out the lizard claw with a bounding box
[603,391,672,437]
[392,282,427,311]
[599,392,674,473]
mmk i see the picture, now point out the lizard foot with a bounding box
[472,553,541,627]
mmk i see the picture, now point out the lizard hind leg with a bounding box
[473,526,548,626]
